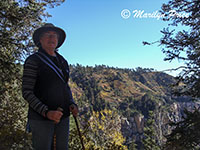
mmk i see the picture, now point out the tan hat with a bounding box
[33,23,66,48]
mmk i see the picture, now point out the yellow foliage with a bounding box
[88,109,128,150]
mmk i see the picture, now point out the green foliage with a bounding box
[129,139,137,150]
[142,111,161,150]
[0,74,32,149]
[147,0,200,149]
[133,93,161,117]
[0,0,65,149]
[69,115,85,150]
[164,108,200,150]
[157,0,200,97]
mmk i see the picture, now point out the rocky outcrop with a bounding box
[121,101,200,147]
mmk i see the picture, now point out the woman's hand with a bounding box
[69,104,79,117]
[47,110,63,123]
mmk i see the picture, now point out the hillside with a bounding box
[70,64,175,103]
[68,64,191,149]
[69,65,177,110]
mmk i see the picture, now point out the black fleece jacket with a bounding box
[22,48,76,120]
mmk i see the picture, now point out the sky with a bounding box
[46,0,186,76]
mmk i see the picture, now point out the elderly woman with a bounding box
[22,23,78,150]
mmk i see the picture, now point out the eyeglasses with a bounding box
[42,33,58,39]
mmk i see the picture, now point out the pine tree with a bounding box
[142,111,161,150]
[163,108,200,150]
[129,138,137,150]
[156,0,200,97]
[143,0,200,149]
[0,0,64,149]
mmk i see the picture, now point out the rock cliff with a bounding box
[121,101,200,148]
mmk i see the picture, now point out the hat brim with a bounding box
[33,26,66,49]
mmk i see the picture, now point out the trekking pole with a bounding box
[71,105,85,150]
[73,115,85,150]
[54,107,63,150]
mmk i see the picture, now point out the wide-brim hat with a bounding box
[33,23,66,49]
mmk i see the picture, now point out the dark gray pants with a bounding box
[29,117,69,150]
